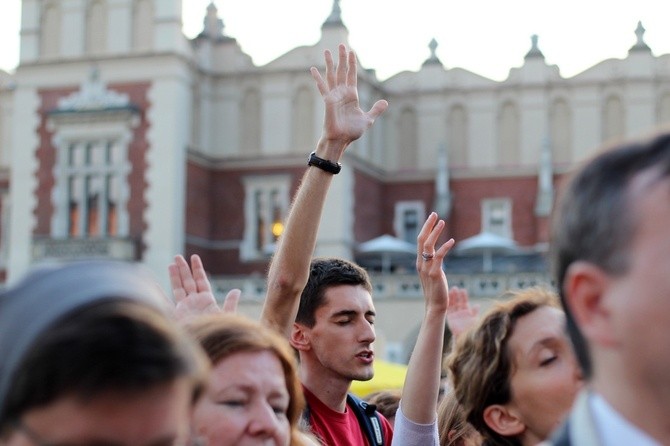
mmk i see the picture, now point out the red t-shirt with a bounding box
[302,385,394,446]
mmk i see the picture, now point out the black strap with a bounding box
[346,393,385,446]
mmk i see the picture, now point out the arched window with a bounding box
[241,89,261,154]
[86,0,107,54]
[550,98,572,164]
[291,86,314,152]
[41,1,61,57]
[397,107,417,169]
[498,101,520,166]
[133,0,153,51]
[657,93,670,126]
[603,95,625,142]
[448,105,468,167]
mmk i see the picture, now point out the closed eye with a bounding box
[540,356,557,366]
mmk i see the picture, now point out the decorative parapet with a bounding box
[210,271,553,303]
[32,237,138,261]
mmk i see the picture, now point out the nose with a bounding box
[247,401,281,437]
[358,319,375,344]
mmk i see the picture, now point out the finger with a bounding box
[417,212,438,252]
[310,66,327,97]
[324,49,335,90]
[336,44,347,86]
[424,219,446,255]
[435,236,455,260]
[346,48,358,88]
[175,254,197,295]
[190,254,212,294]
[367,99,388,120]
[221,289,241,313]
[168,262,186,302]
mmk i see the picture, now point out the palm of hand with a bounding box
[446,309,479,337]
[323,87,371,142]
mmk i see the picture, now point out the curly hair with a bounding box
[446,287,559,446]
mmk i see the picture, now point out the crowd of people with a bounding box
[1,43,669,446]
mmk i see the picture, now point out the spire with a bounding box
[629,21,651,53]
[535,137,553,217]
[322,0,344,28]
[524,34,545,60]
[198,2,232,41]
[422,38,443,67]
[433,144,452,219]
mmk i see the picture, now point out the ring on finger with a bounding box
[422,252,435,261]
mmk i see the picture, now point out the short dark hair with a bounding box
[551,131,670,378]
[2,300,208,428]
[295,257,373,327]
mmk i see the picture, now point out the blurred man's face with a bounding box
[601,176,670,393]
[5,379,193,446]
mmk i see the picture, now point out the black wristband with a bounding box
[307,151,341,174]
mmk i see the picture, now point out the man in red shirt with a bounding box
[262,44,391,445]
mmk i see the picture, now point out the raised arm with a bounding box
[261,44,388,336]
[397,212,454,429]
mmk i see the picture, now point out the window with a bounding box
[242,175,290,260]
[394,201,425,244]
[57,139,128,238]
[482,198,512,238]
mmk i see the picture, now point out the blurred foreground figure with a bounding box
[549,132,670,445]
[0,261,208,446]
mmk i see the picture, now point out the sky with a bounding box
[1,0,670,81]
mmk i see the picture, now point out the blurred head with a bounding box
[291,258,376,383]
[363,389,401,426]
[438,388,482,446]
[551,133,670,384]
[447,287,582,446]
[187,313,305,446]
[0,261,208,446]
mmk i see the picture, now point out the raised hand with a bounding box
[169,254,240,322]
[310,44,388,154]
[446,286,480,339]
[416,212,455,314]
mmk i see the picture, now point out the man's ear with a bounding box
[483,404,525,437]
[564,261,616,346]
[290,322,311,351]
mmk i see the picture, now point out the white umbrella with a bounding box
[455,232,519,272]
[357,234,416,273]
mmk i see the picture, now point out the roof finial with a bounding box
[524,34,544,59]
[629,21,651,52]
[323,0,343,28]
[198,2,230,41]
[422,38,443,67]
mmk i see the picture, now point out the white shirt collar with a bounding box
[589,392,660,446]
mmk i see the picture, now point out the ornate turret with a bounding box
[629,21,651,53]
[422,39,443,67]
[524,34,545,60]
[197,2,233,41]
[322,0,344,28]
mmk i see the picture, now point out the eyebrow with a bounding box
[525,336,562,359]
[330,309,376,319]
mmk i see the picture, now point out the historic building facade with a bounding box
[2,0,670,359]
